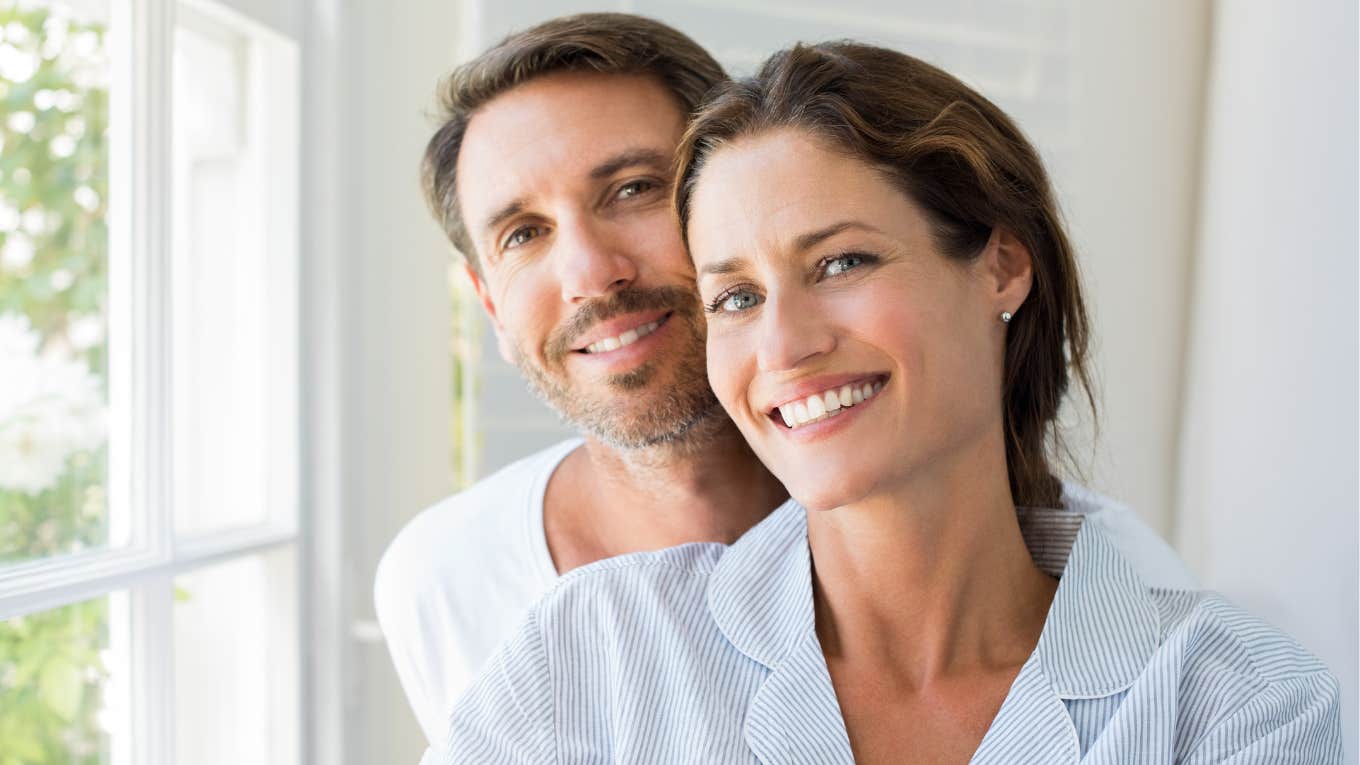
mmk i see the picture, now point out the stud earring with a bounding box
[1001,311,1013,324]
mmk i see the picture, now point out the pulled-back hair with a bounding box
[421,13,725,269]
[674,42,1094,508]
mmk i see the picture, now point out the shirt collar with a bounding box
[707,486,1162,695]
[1030,506,1161,698]
[708,500,856,763]
[707,498,811,669]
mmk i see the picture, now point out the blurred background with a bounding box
[0,0,1354,763]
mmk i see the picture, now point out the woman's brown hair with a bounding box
[674,42,1094,508]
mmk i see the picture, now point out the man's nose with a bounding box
[554,216,637,303]
[755,288,837,372]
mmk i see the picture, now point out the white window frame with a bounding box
[0,1,303,763]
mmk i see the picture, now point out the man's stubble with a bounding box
[512,285,732,455]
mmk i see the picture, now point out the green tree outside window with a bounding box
[0,2,112,762]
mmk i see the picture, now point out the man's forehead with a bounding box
[456,72,686,228]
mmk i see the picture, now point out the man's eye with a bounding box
[505,225,542,250]
[707,288,763,314]
[616,180,654,200]
[823,253,865,277]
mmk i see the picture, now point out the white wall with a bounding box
[1175,0,1358,757]
[329,1,465,762]
[1065,2,1209,533]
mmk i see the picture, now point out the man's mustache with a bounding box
[545,285,701,362]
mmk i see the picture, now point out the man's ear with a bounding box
[982,226,1034,317]
[464,262,518,365]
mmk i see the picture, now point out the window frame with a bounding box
[0,0,305,762]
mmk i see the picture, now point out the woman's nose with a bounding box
[755,289,837,372]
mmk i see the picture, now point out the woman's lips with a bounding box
[767,374,889,430]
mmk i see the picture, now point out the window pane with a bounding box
[0,0,114,564]
[170,3,298,538]
[174,547,298,764]
[0,593,127,764]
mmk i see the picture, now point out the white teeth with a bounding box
[585,320,661,353]
[774,379,886,429]
[807,394,826,418]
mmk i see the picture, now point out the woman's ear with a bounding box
[983,226,1034,315]
[464,262,518,365]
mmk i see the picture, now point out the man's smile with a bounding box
[574,311,671,354]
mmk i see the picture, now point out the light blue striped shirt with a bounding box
[444,496,1342,763]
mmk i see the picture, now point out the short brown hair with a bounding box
[675,42,1094,508]
[421,13,726,270]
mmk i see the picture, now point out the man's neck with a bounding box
[543,423,787,574]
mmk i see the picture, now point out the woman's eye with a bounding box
[708,288,764,314]
[505,225,542,250]
[823,253,865,277]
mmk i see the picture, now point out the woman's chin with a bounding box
[782,474,874,513]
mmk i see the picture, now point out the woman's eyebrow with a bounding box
[699,220,884,277]
[793,220,881,252]
[698,257,746,277]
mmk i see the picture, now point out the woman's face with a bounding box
[687,129,1029,510]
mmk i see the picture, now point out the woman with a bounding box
[446,43,1341,763]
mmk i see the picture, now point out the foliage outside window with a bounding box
[0,2,112,762]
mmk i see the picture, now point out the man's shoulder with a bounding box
[373,439,580,618]
[1061,481,1198,590]
[374,439,580,748]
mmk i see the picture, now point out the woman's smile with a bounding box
[763,373,888,433]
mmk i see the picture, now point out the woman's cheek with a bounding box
[705,328,752,422]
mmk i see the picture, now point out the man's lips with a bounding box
[571,311,672,354]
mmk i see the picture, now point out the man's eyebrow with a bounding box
[477,149,670,239]
[589,148,670,181]
[793,221,882,252]
[480,198,528,240]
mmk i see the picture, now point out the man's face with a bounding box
[456,71,722,449]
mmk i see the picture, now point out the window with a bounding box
[0,0,300,762]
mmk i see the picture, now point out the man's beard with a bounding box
[512,285,726,451]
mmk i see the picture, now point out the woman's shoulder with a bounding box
[1146,589,1343,761]
[447,540,758,762]
[531,541,728,631]
[1151,588,1336,687]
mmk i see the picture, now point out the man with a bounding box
[374,12,1195,760]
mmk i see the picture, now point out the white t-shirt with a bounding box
[374,438,580,753]
[374,437,1197,756]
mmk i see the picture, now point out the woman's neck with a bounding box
[807,441,1057,688]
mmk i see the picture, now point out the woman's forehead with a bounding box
[687,131,917,265]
